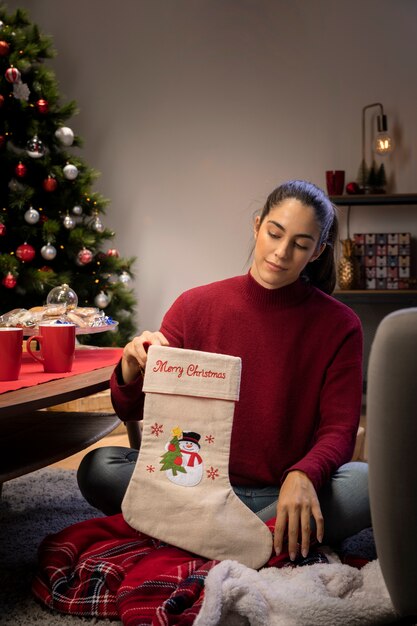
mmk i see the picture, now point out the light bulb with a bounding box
[374,132,393,155]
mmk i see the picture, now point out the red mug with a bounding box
[0,327,23,381]
[26,323,76,373]
[325,170,345,196]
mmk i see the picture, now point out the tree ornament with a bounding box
[55,126,74,146]
[119,270,133,288]
[346,182,360,195]
[42,175,57,192]
[92,215,105,233]
[107,248,120,258]
[24,206,40,224]
[15,161,27,178]
[72,204,82,215]
[26,135,45,158]
[8,178,24,192]
[16,242,36,262]
[0,40,10,56]
[77,248,93,265]
[13,81,30,100]
[337,239,361,290]
[36,98,49,114]
[47,283,78,308]
[94,291,110,308]
[5,66,20,83]
[0,223,6,236]
[41,242,57,260]
[63,213,76,229]
[63,163,78,180]
[2,272,17,289]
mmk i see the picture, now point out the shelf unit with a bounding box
[329,193,417,206]
[331,193,417,305]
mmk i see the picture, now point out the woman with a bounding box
[78,180,370,561]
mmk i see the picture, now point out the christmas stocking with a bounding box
[122,345,273,570]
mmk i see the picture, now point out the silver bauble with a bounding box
[63,214,76,229]
[41,243,57,260]
[92,216,105,233]
[72,205,83,215]
[26,135,45,158]
[24,206,40,224]
[119,271,133,288]
[94,291,110,308]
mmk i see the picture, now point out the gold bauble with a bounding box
[337,239,360,290]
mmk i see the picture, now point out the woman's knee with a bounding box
[77,446,138,515]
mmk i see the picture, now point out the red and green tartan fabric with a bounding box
[32,514,331,624]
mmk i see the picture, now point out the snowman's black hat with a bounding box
[180,431,201,447]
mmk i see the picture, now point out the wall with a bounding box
[4,0,417,351]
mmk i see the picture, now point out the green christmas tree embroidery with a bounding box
[160,431,186,476]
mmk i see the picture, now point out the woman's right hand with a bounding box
[121,330,169,384]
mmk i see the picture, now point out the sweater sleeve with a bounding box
[284,319,363,491]
[109,360,145,422]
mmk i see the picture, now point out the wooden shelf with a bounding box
[329,193,417,206]
[334,290,417,305]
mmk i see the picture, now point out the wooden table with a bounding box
[0,348,125,485]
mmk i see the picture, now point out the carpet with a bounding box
[0,468,120,625]
[0,468,414,626]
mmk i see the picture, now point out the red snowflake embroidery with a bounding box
[151,423,164,437]
[205,434,215,444]
[206,466,219,480]
[146,465,155,473]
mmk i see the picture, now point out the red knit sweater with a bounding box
[110,273,363,492]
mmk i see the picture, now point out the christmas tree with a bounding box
[0,6,136,346]
[160,430,186,476]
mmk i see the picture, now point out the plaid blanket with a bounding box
[32,514,331,625]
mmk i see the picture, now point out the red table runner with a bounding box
[0,348,123,395]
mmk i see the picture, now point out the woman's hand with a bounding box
[273,470,324,561]
[121,330,169,384]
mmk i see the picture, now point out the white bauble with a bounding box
[63,163,78,180]
[55,126,74,146]
[63,214,76,229]
[41,243,57,260]
[119,271,133,288]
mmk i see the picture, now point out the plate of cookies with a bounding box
[0,304,118,336]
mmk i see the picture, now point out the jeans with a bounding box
[77,446,370,546]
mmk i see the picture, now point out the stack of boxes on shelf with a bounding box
[353,233,411,289]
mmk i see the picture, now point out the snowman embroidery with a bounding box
[160,427,203,487]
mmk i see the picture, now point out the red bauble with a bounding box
[2,272,17,289]
[174,456,183,466]
[0,94,4,108]
[168,444,176,452]
[77,248,93,265]
[107,248,120,258]
[16,242,36,262]
[346,181,361,195]
[5,66,20,83]
[15,162,27,178]
[0,135,5,149]
[0,223,6,236]
[42,176,58,192]
[0,41,10,57]
[36,98,49,114]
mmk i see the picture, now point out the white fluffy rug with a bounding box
[195,554,398,626]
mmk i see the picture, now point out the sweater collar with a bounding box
[243,271,311,307]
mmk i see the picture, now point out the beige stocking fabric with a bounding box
[122,345,273,570]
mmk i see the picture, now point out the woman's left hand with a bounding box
[273,470,324,561]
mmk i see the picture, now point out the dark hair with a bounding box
[258,180,338,294]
